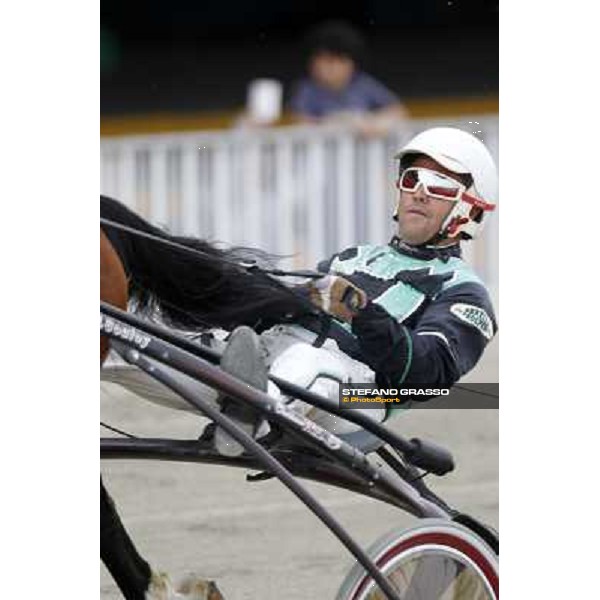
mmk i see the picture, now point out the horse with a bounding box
[100,195,312,599]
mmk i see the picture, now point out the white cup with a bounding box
[247,79,283,124]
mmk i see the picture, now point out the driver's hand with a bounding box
[306,275,368,323]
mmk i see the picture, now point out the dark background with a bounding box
[101,0,498,116]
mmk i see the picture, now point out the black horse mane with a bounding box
[100,195,314,331]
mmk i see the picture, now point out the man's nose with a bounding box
[411,183,429,203]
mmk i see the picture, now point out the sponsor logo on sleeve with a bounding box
[450,303,494,340]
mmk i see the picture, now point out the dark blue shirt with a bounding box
[311,238,497,391]
[290,71,399,118]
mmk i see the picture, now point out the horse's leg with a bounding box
[101,479,152,600]
[101,227,226,600]
[101,229,152,598]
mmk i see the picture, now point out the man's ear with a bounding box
[469,206,484,223]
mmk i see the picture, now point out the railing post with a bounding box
[181,143,201,236]
[306,136,326,266]
[212,142,233,243]
[149,144,169,228]
[275,136,295,261]
[117,144,136,208]
[336,134,356,251]
[241,138,262,246]
[100,145,118,199]
[366,138,389,244]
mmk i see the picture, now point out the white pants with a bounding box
[101,325,386,434]
[260,325,386,434]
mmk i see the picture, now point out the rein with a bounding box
[101,215,332,344]
[100,218,325,280]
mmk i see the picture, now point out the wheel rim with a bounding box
[338,520,499,600]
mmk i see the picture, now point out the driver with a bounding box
[102,127,498,455]
[212,126,498,454]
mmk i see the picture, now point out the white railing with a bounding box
[101,116,498,297]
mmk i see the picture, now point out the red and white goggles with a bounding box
[396,167,495,212]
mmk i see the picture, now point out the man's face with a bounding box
[309,52,355,91]
[395,156,463,245]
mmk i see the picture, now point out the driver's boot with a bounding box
[214,326,269,457]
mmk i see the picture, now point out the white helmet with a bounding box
[394,127,498,241]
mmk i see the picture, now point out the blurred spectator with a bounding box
[290,21,408,136]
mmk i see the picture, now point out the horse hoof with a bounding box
[178,574,225,600]
[146,571,226,599]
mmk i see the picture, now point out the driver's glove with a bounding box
[306,275,368,323]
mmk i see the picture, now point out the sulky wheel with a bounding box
[336,519,499,600]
